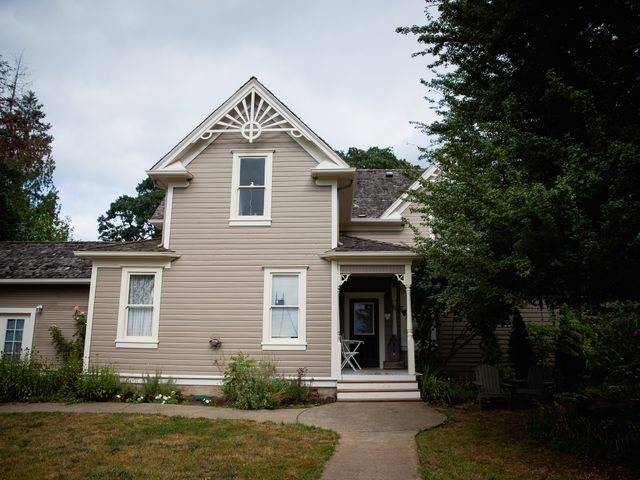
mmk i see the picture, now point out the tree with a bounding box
[0,54,71,240]
[337,146,419,170]
[98,177,164,242]
[399,1,640,323]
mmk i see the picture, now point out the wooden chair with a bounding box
[340,335,364,372]
[515,366,551,398]
[473,364,511,408]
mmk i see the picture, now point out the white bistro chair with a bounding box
[340,335,364,371]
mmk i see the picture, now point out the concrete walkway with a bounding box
[0,401,446,480]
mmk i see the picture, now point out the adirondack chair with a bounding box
[473,364,511,408]
[340,335,364,372]
[515,366,551,398]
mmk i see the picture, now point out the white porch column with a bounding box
[404,264,415,375]
[330,261,342,379]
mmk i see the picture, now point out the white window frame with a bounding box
[116,267,163,348]
[0,308,36,360]
[262,266,307,350]
[229,151,273,226]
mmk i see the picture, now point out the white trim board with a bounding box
[151,78,350,173]
[119,372,338,388]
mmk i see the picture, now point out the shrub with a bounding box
[419,366,476,406]
[141,371,177,398]
[49,306,86,364]
[77,366,121,401]
[0,355,59,402]
[507,313,534,379]
[530,395,640,465]
[526,322,558,367]
[222,354,310,409]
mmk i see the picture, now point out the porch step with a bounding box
[336,375,421,402]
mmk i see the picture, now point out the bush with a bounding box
[222,354,311,409]
[141,370,177,398]
[0,355,59,402]
[77,366,121,401]
[420,366,476,406]
[530,395,640,465]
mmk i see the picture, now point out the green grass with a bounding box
[0,413,338,480]
[417,407,638,480]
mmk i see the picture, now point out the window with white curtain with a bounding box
[262,267,307,350]
[116,267,162,348]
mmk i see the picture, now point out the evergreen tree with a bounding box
[0,54,71,240]
[399,1,640,319]
[98,177,164,242]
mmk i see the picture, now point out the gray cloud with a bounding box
[1,0,437,240]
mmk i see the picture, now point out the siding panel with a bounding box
[0,285,89,361]
[89,132,333,377]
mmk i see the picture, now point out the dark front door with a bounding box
[349,298,379,368]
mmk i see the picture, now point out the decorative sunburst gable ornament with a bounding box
[199,90,304,143]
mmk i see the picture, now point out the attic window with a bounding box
[229,152,273,226]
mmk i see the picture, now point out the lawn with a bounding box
[0,413,338,480]
[417,407,638,480]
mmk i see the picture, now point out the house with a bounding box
[0,78,548,400]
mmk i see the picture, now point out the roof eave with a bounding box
[0,278,91,285]
[74,251,181,260]
[319,251,420,261]
[146,169,192,188]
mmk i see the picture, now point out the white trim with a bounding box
[0,278,90,285]
[261,343,307,351]
[331,181,338,248]
[380,163,440,218]
[119,372,338,388]
[320,251,419,261]
[262,266,307,350]
[151,78,350,172]
[343,292,385,369]
[115,341,159,349]
[115,267,163,348]
[230,151,273,224]
[331,261,341,380]
[162,185,174,249]
[228,219,272,227]
[75,251,180,260]
[0,307,37,360]
[82,265,98,371]
[404,264,415,375]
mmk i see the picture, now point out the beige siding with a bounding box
[349,204,429,246]
[89,132,333,377]
[437,304,555,377]
[0,285,89,361]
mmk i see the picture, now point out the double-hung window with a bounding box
[116,267,162,348]
[262,267,307,350]
[230,152,272,226]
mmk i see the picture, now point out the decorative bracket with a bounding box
[199,90,305,143]
[394,274,410,288]
[339,274,351,287]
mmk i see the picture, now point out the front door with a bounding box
[349,298,379,368]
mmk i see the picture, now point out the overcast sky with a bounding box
[1,0,436,240]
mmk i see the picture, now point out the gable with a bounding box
[150,77,350,176]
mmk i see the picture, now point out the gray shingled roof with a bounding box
[0,239,166,280]
[351,169,418,218]
[334,235,411,252]
[151,199,165,222]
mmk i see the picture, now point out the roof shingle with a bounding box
[0,239,166,279]
[351,169,418,218]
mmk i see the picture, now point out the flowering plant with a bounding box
[209,337,222,349]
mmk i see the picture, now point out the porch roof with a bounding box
[320,235,419,261]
